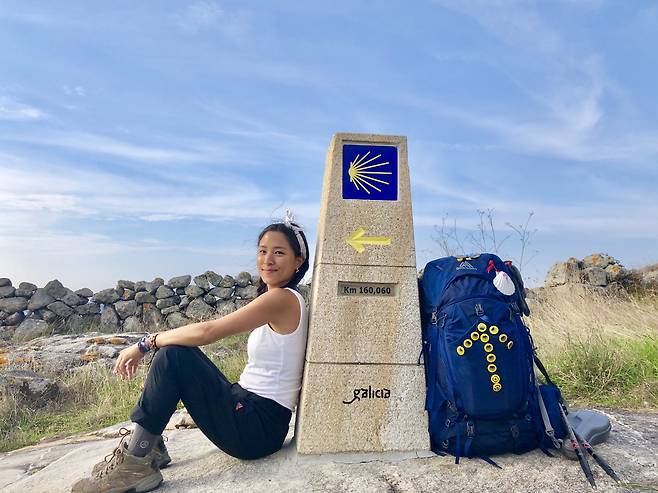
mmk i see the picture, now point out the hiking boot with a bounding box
[71,442,163,493]
[91,431,171,477]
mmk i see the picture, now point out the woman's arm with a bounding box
[155,287,297,347]
[113,288,298,379]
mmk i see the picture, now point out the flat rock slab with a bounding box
[1,409,656,493]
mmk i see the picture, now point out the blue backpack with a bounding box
[419,253,558,462]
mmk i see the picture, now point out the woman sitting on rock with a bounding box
[72,213,310,493]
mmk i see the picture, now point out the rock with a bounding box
[175,287,186,295]
[0,297,28,314]
[236,285,258,300]
[156,297,180,310]
[61,290,83,307]
[216,300,236,317]
[297,284,310,304]
[179,295,191,309]
[193,275,211,291]
[251,274,260,284]
[155,285,175,299]
[235,299,250,310]
[114,300,137,319]
[166,312,190,329]
[220,275,235,288]
[0,369,59,408]
[12,319,51,342]
[4,311,25,326]
[27,310,42,320]
[152,277,165,287]
[44,280,68,300]
[185,285,205,299]
[210,287,233,300]
[583,266,607,286]
[185,299,214,321]
[83,344,118,360]
[100,306,120,332]
[0,285,16,298]
[203,294,217,305]
[75,288,94,298]
[235,272,252,288]
[161,305,179,316]
[117,280,135,290]
[135,291,157,304]
[205,270,222,287]
[83,314,102,330]
[14,289,36,298]
[605,264,628,283]
[134,281,156,294]
[168,275,191,289]
[0,310,8,322]
[27,289,55,311]
[582,253,616,269]
[37,308,58,324]
[120,289,135,301]
[18,282,37,292]
[544,258,582,287]
[0,278,11,287]
[142,303,164,330]
[123,316,143,332]
[47,301,74,318]
[93,288,120,305]
[64,314,86,333]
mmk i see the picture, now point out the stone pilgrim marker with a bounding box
[295,133,430,455]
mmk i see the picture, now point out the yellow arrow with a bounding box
[346,227,391,253]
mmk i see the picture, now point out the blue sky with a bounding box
[1,0,657,291]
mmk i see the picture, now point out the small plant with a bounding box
[433,209,538,273]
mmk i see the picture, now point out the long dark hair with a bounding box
[256,222,310,296]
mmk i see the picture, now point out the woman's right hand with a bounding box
[113,343,145,380]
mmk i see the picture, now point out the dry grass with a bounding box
[0,337,249,453]
[526,286,658,408]
[527,286,658,354]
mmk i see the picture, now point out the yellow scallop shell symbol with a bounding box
[484,343,493,353]
[470,332,480,341]
[457,346,465,356]
[486,353,496,363]
[487,364,497,373]
[464,339,473,348]
[480,333,490,343]
[499,333,508,343]
[507,340,514,350]
[493,383,502,392]
[491,374,500,384]
[489,325,499,335]
[477,323,487,332]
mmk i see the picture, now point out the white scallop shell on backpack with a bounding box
[493,270,516,296]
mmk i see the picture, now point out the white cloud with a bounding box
[0,98,46,121]
[5,131,210,164]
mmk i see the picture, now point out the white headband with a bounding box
[283,209,307,262]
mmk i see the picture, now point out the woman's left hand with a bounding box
[113,344,145,380]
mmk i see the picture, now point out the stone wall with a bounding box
[0,271,262,342]
[543,252,657,293]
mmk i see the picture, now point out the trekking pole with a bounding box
[558,402,596,489]
[572,429,621,484]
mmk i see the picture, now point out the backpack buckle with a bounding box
[466,421,475,437]
[475,304,484,316]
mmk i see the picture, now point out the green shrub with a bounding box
[546,336,658,407]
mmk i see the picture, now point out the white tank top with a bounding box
[238,288,308,411]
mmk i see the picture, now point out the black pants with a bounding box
[130,345,292,460]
